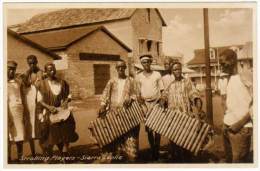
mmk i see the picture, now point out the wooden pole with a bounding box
[203,8,213,125]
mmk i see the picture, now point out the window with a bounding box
[157,42,160,56]
[147,9,151,23]
[147,40,152,52]
[210,48,215,59]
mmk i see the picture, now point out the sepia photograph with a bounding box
[3,2,257,167]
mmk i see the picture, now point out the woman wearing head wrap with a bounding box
[36,62,78,161]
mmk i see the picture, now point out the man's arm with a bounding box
[99,80,113,115]
[229,112,251,133]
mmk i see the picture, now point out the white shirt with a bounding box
[117,78,126,104]
[136,71,164,101]
[224,74,252,127]
[218,78,228,95]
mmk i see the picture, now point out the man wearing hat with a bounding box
[8,61,25,162]
[98,60,139,163]
[135,54,164,161]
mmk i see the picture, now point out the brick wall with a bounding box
[59,29,129,99]
[131,9,163,64]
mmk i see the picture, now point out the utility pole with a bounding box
[203,8,213,125]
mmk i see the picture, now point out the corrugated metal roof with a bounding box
[17,8,166,34]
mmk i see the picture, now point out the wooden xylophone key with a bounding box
[117,108,128,134]
[172,114,189,143]
[161,110,178,136]
[184,120,200,150]
[89,121,102,146]
[96,118,107,146]
[114,112,124,137]
[134,102,144,123]
[107,112,119,139]
[125,107,136,129]
[105,115,116,143]
[150,106,164,130]
[106,113,117,140]
[131,102,143,123]
[153,107,167,134]
[156,108,171,135]
[194,125,211,155]
[190,123,207,153]
[100,117,112,145]
[121,108,132,131]
[119,108,129,131]
[165,110,182,138]
[129,103,140,126]
[129,101,140,123]
[169,112,186,141]
[186,120,202,151]
[145,106,158,127]
[160,109,173,134]
[179,118,196,147]
[129,103,141,127]
[176,115,193,146]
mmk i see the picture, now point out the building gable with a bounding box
[21,26,131,52]
[17,8,166,34]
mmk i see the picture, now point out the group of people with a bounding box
[97,54,206,163]
[8,55,78,162]
[7,48,253,164]
[97,49,253,163]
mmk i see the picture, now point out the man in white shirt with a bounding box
[135,54,164,161]
[219,49,253,163]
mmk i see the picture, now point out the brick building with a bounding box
[11,8,167,99]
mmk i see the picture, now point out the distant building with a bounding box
[187,44,245,91]
[9,8,167,99]
[237,42,253,72]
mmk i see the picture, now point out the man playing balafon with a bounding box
[98,60,139,163]
[161,61,200,163]
[135,54,165,161]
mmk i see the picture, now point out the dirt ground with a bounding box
[8,93,253,164]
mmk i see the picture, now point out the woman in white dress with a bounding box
[8,61,25,161]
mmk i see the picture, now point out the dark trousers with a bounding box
[223,124,252,163]
[169,142,192,163]
[146,126,161,160]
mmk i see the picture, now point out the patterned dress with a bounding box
[8,78,25,142]
[37,78,78,146]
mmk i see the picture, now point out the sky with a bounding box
[6,8,253,63]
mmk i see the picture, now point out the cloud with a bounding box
[167,15,193,35]
[215,9,247,27]
[163,15,204,63]
[210,9,252,46]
